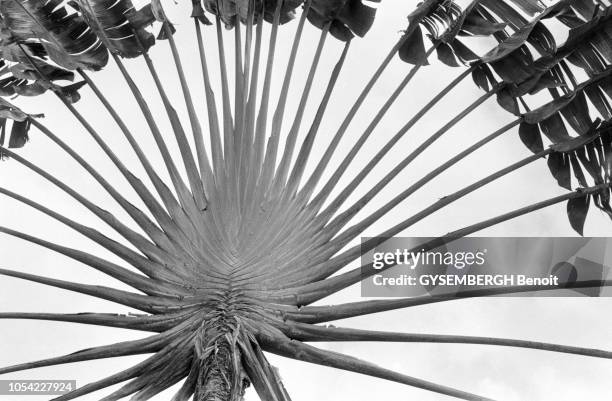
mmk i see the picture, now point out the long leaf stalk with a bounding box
[318,84,500,225]
[111,55,201,221]
[239,14,264,211]
[0,311,195,333]
[0,147,182,282]
[269,146,552,298]
[0,165,227,287]
[257,0,312,202]
[314,65,477,223]
[242,4,255,104]
[210,14,240,251]
[194,19,224,187]
[76,69,204,251]
[2,127,226,285]
[269,65,479,270]
[234,17,245,162]
[229,21,248,244]
[327,118,523,246]
[3,2,612,400]
[0,268,177,313]
[56,87,223,272]
[0,225,185,297]
[163,21,215,207]
[138,49,229,254]
[56,91,191,221]
[247,0,283,201]
[315,147,550,287]
[266,118,522,289]
[216,17,243,242]
[234,19,310,253]
[39,37,193,236]
[0,315,199,377]
[111,55,233,272]
[285,40,352,197]
[0,184,184,278]
[77,71,183,223]
[297,32,413,203]
[272,23,330,194]
[239,333,292,401]
[137,31,210,211]
[238,2,294,253]
[240,38,370,265]
[284,322,612,359]
[105,334,198,401]
[262,332,493,401]
[236,40,352,272]
[236,6,256,197]
[237,22,330,251]
[29,118,180,255]
[283,179,605,306]
[215,14,236,166]
[306,46,438,213]
[16,44,201,247]
[291,277,612,324]
[49,334,194,401]
[0,318,175,373]
[270,89,505,287]
[214,18,238,241]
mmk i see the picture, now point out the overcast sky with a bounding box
[1,1,611,400]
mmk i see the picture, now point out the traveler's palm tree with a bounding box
[1,0,612,400]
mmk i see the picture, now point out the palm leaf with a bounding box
[0,1,611,400]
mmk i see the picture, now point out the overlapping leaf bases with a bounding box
[1,1,612,401]
[399,0,612,233]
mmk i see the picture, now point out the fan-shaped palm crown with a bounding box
[0,0,612,400]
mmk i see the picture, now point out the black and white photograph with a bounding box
[1,0,612,400]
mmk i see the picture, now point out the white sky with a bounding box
[1,1,611,400]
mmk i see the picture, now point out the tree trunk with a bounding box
[194,318,250,401]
